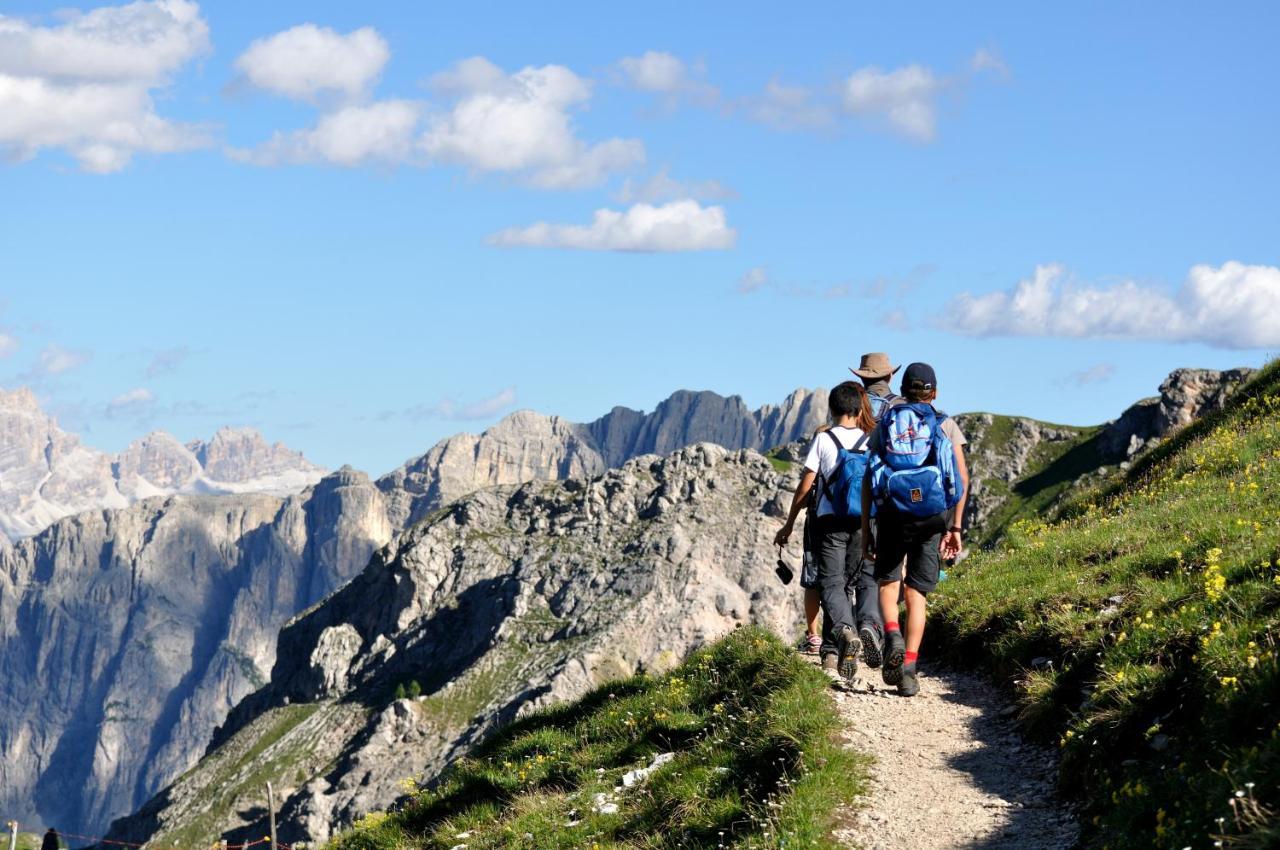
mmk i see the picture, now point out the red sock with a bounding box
[905,650,919,666]
[884,622,900,633]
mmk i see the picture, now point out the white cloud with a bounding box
[106,386,155,416]
[737,266,770,294]
[143,345,189,377]
[970,47,1009,77]
[22,344,90,379]
[489,200,735,252]
[1059,363,1116,387]
[380,386,517,422]
[234,24,389,102]
[422,57,644,188]
[614,166,735,204]
[0,332,17,358]
[617,51,717,104]
[842,64,940,141]
[229,99,419,166]
[744,80,834,131]
[946,262,1280,349]
[0,0,211,172]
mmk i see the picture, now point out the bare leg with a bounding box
[878,579,902,627]
[904,585,927,653]
[804,586,821,635]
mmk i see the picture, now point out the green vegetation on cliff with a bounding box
[932,361,1280,849]
[330,627,867,850]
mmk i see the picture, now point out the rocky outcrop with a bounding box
[104,444,802,847]
[0,388,326,540]
[0,470,390,838]
[376,388,828,529]
[1099,367,1255,459]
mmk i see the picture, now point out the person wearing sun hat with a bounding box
[838,352,906,671]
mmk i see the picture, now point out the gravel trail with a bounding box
[825,662,1079,850]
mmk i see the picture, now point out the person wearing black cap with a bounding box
[860,362,969,697]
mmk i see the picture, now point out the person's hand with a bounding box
[940,530,962,560]
[861,529,876,562]
[774,522,793,547]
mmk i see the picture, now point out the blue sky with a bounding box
[2,1,1277,474]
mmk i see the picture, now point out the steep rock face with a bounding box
[1099,368,1255,459]
[377,388,828,529]
[0,470,391,837]
[0,389,327,541]
[106,445,802,847]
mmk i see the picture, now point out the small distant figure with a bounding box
[41,828,60,850]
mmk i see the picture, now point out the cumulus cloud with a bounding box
[106,386,155,417]
[423,57,644,188]
[737,266,770,294]
[1058,363,1116,387]
[21,344,91,380]
[842,64,941,141]
[489,200,735,252]
[617,51,717,104]
[233,24,389,101]
[614,166,735,204]
[743,80,834,131]
[970,47,1009,77]
[946,262,1280,349]
[0,332,17,358]
[143,345,190,377]
[381,386,517,422]
[229,100,419,166]
[0,0,211,172]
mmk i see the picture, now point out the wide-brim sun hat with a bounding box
[850,352,900,380]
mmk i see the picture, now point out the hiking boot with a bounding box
[821,652,838,672]
[859,624,883,669]
[836,626,858,682]
[882,630,906,687]
[899,664,920,697]
[798,633,822,655]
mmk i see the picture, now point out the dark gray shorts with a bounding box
[872,509,947,594]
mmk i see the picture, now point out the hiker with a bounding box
[861,362,969,697]
[41,828,59,850]
[847,352,905,669]
[775,381,878,682]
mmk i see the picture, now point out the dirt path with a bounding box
[825,662,1079,850]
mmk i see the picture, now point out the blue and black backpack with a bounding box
[869,402,964,517]
[818,430,872,518]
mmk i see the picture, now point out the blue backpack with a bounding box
[818,430,871,518]
[869,402,963,517]
[867,391,904,421]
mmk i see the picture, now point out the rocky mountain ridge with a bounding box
[105,444,800,847]
[375,387,829,529]
[0,387,326,540]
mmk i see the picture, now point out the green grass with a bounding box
[328,627,868,850]
[930,360,1280,849]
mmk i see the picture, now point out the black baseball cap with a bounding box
[902,362,937,392]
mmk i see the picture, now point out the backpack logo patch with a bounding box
[910,488,923,503]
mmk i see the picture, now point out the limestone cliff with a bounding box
[104,444,802,847]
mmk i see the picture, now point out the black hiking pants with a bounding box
[814,514,880,657]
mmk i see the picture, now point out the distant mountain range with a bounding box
[0,387,326,540]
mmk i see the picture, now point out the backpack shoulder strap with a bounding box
[852,431,871,453]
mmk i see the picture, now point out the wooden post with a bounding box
[7,820,18,850]
[265,782,277,850]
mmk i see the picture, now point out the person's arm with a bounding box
[774,470,817,546]
[940,441,969,559]
[860,472,875,560]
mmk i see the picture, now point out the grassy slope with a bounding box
[931,361,1280,849]
[329,627,868,850]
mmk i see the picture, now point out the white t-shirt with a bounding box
[803,426,869,517]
